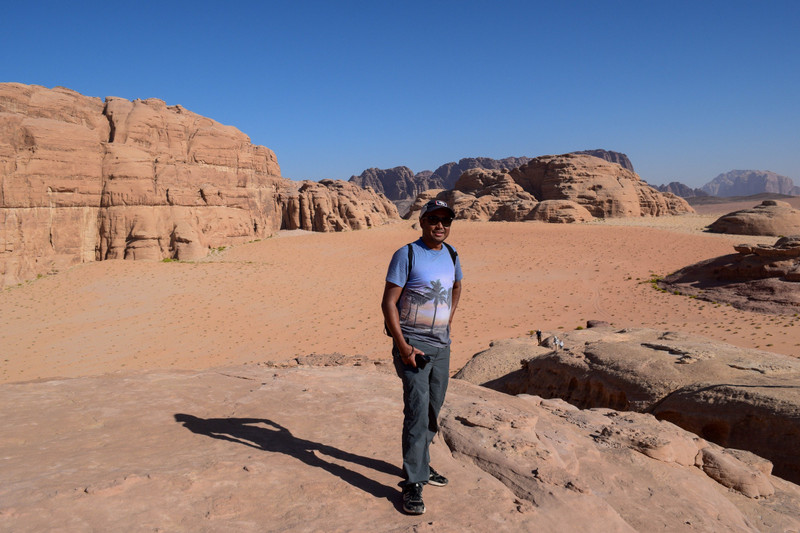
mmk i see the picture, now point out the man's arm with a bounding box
[381,281,423,367]
[449,280,462,327]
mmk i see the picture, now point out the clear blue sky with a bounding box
[3,1,798,188]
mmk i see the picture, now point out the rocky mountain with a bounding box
[656,181,709,198]
[348,166,442,202]
[701,170,800,197]
[0,83,398,286]
[406,154,693,221]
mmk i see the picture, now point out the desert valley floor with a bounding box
[2,198,799,385]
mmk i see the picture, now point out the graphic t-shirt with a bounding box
[386,238,463,347]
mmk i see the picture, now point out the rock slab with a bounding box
[1,362,799,531]
[457,326,800,485]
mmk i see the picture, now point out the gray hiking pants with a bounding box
[393,338,450,485]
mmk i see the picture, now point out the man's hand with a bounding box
[399,342,424,368]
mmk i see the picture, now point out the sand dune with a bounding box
[1,210,798,384]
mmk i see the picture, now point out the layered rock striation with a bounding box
[0,83,398,286]
[406,153,693,221]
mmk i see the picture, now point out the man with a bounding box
[381,199,463,515]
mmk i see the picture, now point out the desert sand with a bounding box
[2,201,798,385]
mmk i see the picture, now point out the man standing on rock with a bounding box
[381,199,463,515]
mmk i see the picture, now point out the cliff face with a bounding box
[701,170,800,197]
[0,83,397,286]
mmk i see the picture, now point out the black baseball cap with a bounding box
[419,199,455,218]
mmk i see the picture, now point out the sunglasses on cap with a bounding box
[423,215,453,227]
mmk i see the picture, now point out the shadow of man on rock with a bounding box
[174,414,402,504]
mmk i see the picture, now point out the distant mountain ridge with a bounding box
[701,170,800,197]
[657,170,800,199]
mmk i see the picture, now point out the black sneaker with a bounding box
[428,466,448,487]
[402,482,425,515]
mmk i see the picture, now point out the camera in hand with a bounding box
[415,354,431,369]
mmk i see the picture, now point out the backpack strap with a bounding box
[443,242,458,265]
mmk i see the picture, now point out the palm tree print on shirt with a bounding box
[402,290,429,323]
[426,279,450,333]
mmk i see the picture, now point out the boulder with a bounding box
[658,236,800,314]
[0,83,399,286]
[707,200,800,236]
[1,362,799,531]
[456,325,800,484]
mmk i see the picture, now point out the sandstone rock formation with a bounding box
[658,235,800,314]
[0,83,398,286]
[406,169,538,221]
[2,361,799,531]
[456,325,800,484]
[707,200,800,236]
[276,179,398,232]
[511,154,693,218]
[701,169,800,197]
[405,154,693,221]
[571,149,634,172]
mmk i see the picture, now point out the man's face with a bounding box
[420,208,452,245]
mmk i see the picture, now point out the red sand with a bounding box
[1,210,798,384]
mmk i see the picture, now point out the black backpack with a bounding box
[384,242,458,336]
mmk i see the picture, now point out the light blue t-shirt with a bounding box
[386,238,463,347]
